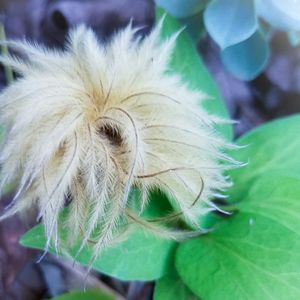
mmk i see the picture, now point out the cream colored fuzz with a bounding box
[0,21,235,258]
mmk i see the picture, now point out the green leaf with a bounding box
[21,224,176,281]
[52,289,114,300]
[228,115,300,200]
[176,115,300,299]
[221,30,270,81]
[156,0,208,19]
[179,12,206,43]
[154,271,199,300]
[204,0,257,49]
[176,175,300,299]
[157,8,232,140]
[20,191,176,281]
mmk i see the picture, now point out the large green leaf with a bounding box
[228,115,300,200]
[21,224,176,281]
[157,8,232,140]
[176,115,300,299]
[52,289,114,300]
[20,191,176,281]
[176,175,300,299]
[154,271,199,300]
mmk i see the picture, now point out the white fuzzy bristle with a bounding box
[0,22,235,259]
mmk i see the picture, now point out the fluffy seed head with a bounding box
[0,21,234,257]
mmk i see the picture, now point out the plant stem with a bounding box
[0,20,14,84]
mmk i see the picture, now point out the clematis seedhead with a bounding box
[0,21,236,259]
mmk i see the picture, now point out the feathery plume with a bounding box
[0,21,235,259]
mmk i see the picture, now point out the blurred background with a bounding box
[0,0,300,299]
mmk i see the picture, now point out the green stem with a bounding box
[0,22,14,84]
